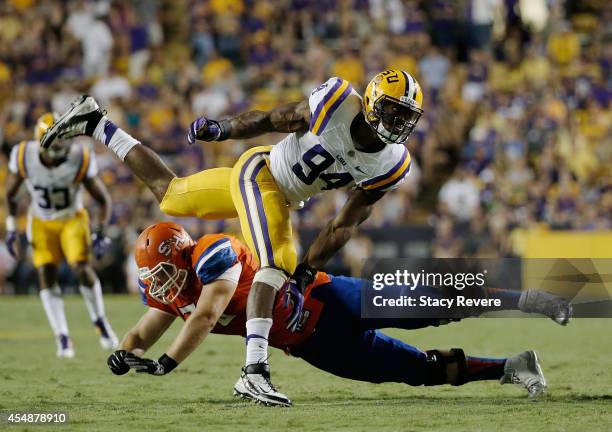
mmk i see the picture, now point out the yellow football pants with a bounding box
[28,209,91,268]
[159,146,297,273]
[160,167,237,219]
[230,146,296,273]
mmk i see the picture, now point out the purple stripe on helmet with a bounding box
[315,82,353,135]
[361,147,408,187]
[103,120,118,146]
[250,160,276,267]
[309,78,343,131]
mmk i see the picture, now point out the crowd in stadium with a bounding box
[0,0,610,293]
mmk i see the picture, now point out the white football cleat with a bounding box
[519,290,573,325]
[40,95,105,149]
[500,350,546,400]
[56,335,75,359]
[233,363,292,407]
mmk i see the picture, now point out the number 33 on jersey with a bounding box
[9,140,98,220]
[269,77,412,205]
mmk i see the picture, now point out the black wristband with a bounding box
[217,119,232,141]
[295,263,317,285]
[158,354,178,374]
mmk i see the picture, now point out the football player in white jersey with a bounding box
[40,69,423,404]
[6,113,118,358]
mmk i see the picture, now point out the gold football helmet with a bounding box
[35,112,70,161]
[34,112,56,142]
[363,70,424,144]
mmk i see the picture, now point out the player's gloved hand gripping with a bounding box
[187,117,232,144]
[107,350,130,375]
[284,263,317,332]
[123,352,178,376]
[5,216,20,259]
[91,227,111,259]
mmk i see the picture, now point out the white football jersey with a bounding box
[269,77,412,204]
[8,140,98,220]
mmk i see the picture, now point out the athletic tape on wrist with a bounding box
[217,119,232,141]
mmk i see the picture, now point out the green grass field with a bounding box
[1,295,610,432]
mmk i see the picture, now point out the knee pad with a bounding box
[253,266,288,291]
[424,348,468,386]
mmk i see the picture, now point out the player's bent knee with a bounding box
[423,348,468,386]
[71,262,95,284]
[253,267,288,291]
[151,176,174,204]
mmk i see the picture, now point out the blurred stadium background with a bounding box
[0,0,610,296]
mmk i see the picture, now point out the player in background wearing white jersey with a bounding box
[40,69,423,404]
[6,113,118,358]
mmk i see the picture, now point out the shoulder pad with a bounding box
[308,77,355,135]
[192,235,238,285]
[360,146,412,192]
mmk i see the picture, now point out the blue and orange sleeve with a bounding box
[192,235,238,285]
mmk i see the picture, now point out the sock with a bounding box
[79,278,105,321]
[40,289,60,336]
[93,117,140,161]
[465,356,506,382]
[80,280,117,341]
[486,288,522,310]
[41,286,69,337]
[245,318,273,366]
[50,286,69,336]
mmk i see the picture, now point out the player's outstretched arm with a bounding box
[283,188,386,332]
[84,175,114,259]
[120,309,176,355]
[164,279,236,363]
[122,279,237,376]
[83,176,112,230]
[303,188,386,269]
[188,99,310,144]
[5,172,24,259]
[107,309,175,375]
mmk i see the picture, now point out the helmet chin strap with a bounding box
[376,122,403,145]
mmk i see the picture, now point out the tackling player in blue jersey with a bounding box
[107,222,572,404]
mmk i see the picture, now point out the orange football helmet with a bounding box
[135,222,195,304]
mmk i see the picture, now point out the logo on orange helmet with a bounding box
[135,222,195,304]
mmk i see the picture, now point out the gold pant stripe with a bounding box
[230,146,297,273]
[239,152,274,267]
